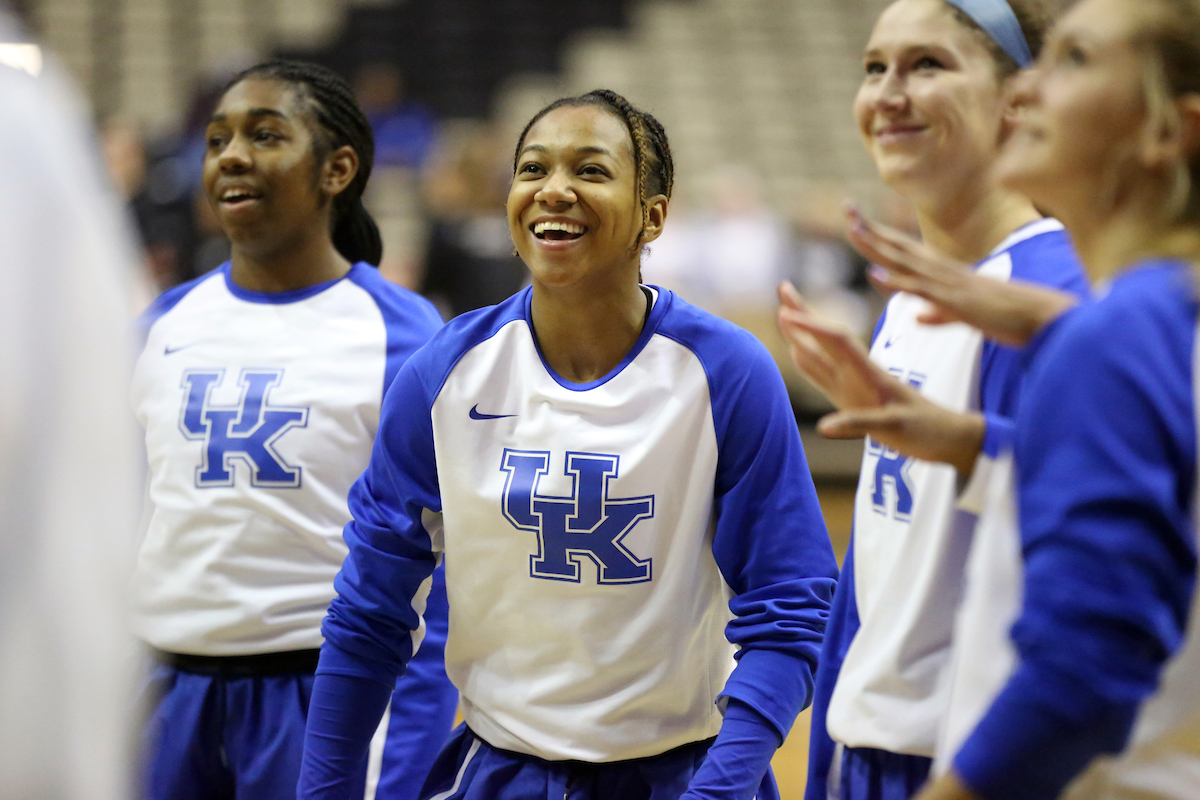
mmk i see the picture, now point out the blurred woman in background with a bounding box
[792,0,1200,796]
[777,1,1089,798]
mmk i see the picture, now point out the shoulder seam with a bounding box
[345,265,441,317]
[653,328,728,442]
[139,270,221,341]
[426,317,525,405]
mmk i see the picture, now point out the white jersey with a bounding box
[131,263,443,656]
[934,451,1023,770]
[826,220,1086,756]
[323,286,838,762]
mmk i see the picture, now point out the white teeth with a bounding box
[533,221,585,235]
[222,189,256,201]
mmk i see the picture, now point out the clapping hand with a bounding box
[846,205,1078,347]
[777,280,984,475]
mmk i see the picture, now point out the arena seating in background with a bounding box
[32,0,886,210]
[496,0,889,210]
[281,0,638,119]
[34,0,354,135]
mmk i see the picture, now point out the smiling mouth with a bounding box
[220,189,263,206]
[876,126,927,139]
[531,221,588,241]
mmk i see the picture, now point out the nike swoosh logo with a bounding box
[469,404,516,421]
[883,336,899,348]
[164,343,198,355]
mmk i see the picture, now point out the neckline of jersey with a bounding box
[524,285,670,392]
[982,218,1065,262]
[221,261,365,304]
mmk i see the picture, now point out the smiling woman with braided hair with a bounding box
[132,60,457,800]
[296,90,838,800]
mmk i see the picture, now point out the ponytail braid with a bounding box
[226,60,384,266]
[513,89,674,251]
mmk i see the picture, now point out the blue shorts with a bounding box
[418,725,780,800]
[833,746,931,800]
[141,651,365,800]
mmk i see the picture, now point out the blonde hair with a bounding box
[1134,0,1200,223]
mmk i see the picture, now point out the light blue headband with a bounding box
[943,0,1034,68]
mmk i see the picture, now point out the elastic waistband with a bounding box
[470,725,717,768]
[153,648,321,677]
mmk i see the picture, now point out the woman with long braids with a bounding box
[296,89,838,800]
[132,60,457,800]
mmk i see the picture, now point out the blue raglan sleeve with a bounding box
[364,279,457,800]
[134,272,211,352]
[799,307,892,800]
[299,353,445,800]
[376,566,458,800]
[677,326,837,800]
[708,331,838,734]
[954,268,1199,800]
[350,265,445,392]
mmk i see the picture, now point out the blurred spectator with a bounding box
[355,61,438,170]
[643,168,885,419]
[419,123,527,317]
[0,16,142,800]
[786,184,873,339]
[643,164,792,310]
[100,116,146,202]
[99,115,201,294]
[130,65,246,291]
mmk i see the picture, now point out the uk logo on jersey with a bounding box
[868,370,926,521]
[500,449,654,584]
[178,369,309,488]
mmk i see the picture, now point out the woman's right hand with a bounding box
[776,280,884,411]
[776,280,985,474]
[846,205,1078,347]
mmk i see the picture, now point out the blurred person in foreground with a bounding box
[0,8,143,800]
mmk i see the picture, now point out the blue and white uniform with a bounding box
[132,262,457,800]
[297,286,839,800]
[806,220,1089,800]
[938,261,1200,800]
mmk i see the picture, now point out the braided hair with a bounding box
[224,60,383,266]
[513,89,674,250]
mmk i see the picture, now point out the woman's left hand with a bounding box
[845,205,1078,347]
